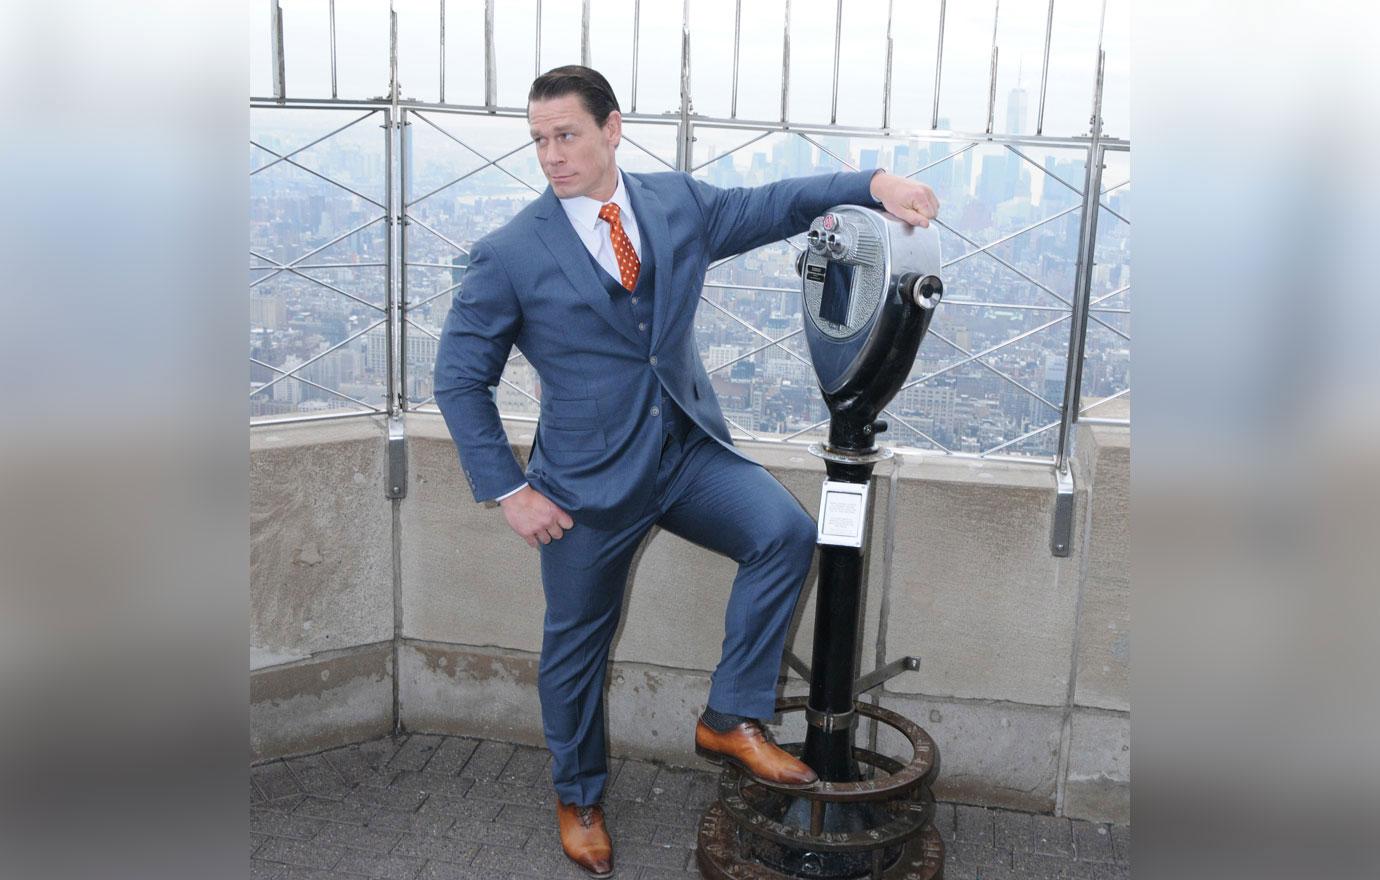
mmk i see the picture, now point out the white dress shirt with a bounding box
[494,169,641,503]
[556,167,642,277]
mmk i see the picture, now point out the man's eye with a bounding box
[560,132,574,141]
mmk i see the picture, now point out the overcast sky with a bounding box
[251,0,1129,141]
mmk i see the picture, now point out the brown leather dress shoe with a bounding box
[556,800,613,878]
[694,717,819,789]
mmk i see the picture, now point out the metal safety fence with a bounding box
[250,0,1129,475]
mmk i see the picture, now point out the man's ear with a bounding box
[605,110,622,148]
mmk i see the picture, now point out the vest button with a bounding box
[649,355,657,365]
[650,406,660,417]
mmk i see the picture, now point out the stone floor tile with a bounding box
[423,737,481,777]
[294,796,376,825]
[445,818,532,848]
[947,840,1013,869]
[286,755,351,797]
[312,821,402,853]
[254,836,346,870]
[390,834,477,865]
[1032,814,1075,858]
[388,735,444,773]
[458,740,514,782]
[250,861,288,880]
[389,770,474,801]
[416,860,510,880]
[1072,819,1116,863]
[498,746,551,786]
[954,804,995,846]
[323,740,404,786]
[368,807,457,837]
[608,759,659,801]
[250,807,328,841]
[254,761,306,800]
[993,809,1034,852]
[615,841,692,871]
[495,802,555,829]
[650,824,699,849]
[331,849,426,880]
[345,783,430,813]
[645,767,696,806]
[415,793,504,824]
[1110,824,1130,863]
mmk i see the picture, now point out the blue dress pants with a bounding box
[535,426,817,807]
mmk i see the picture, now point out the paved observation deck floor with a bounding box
[250,734,1130,880]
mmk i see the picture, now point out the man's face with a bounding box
[528,94,621,201]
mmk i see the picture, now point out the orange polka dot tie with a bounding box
[598,202,641,291]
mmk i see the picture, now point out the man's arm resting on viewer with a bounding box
[686,169,939,263]
[432,240,573,548]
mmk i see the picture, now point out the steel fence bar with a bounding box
[631,0,641,112]
[250,140,388,209]
[1037,0,1053,135]
[830,0,843,124]
[271,0,285,100]
[1054,54,1108,470]
[689,130,774,172]
[252,317,388,396]
[252,410,387,427]
[581,0,590,67]
[986,1,1000,134]
[932,0,946,129]
[731,0,742,119]
[780,0,791,124]
[250,216,388,287]
[439,0,446,103]
[484,0,496,108]
[250,357,383,411]
[877,407,952,452]
[619,133,678,170]
[796,131,857,170]
[882,0,895,129]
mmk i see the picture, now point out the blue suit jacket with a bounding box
[434,168,881,528]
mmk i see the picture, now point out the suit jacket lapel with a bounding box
[623,173,674,352]
[533,186,643,349]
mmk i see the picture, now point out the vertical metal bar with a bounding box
[535,0,542,77]
[829,0,843,124]
[882,0,895,129]
[676,0,693,171]
[730,0,742,118]
[399,109,409,411]
[389,3,399,101]
[780,0,792,124]
[383,108,395,416]
[484,0,496,108]
[631,0,641,112]
[1054,51,1106,472]
[581,0,590,67]
[329,0,338,99]
[439,0,446,103]
[270,0,285,101]
[1037,0,1054,135]
[986,1,1000,134]
[932,0,946,128]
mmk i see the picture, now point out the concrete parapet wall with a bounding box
[249,410,1129,823]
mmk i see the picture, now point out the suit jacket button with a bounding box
[649,355,657,365]
[650,406,660,417]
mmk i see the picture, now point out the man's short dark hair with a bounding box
[528,65,621,127]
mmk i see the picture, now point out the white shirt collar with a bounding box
[557,168,634,232]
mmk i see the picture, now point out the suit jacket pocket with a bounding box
[538,424,607,464]
[541,396,599,428]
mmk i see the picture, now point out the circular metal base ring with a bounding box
[697,800,944,880]
[808,442,895,465]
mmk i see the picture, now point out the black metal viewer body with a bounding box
[697,206,948,880]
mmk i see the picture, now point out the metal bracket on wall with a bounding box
[1050,466,1075,557]
[387,415,407,500]
[783,650,811,681]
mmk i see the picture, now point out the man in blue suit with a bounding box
[434,66,938,877]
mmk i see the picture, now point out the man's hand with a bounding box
[499,485,575,549]
[870,172,940,228]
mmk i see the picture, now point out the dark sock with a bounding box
[702,706,753,732]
